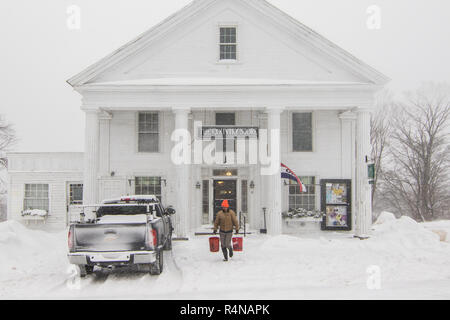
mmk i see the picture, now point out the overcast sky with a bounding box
[0,0,449,152]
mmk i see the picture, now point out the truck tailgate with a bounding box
[74,223,148,252]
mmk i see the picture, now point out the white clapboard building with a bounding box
[7,0,388,237]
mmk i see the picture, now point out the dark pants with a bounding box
[219,231,233,249]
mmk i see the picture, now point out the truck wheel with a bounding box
[150,250,164,275]
[79,265,94,277]
[163,233,172,251]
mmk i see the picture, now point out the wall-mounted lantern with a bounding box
[196,181,201,189]
[249,181,255,189]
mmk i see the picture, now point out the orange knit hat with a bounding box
[221,200,230,208]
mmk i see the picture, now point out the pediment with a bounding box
[69,0,388,88]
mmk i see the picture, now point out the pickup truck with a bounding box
[67,195,175,277]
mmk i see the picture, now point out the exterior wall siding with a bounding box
[7,153,83,230]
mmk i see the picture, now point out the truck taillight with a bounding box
[148,229,157,248]
[68,229,74,251]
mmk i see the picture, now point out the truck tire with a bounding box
[150,250,164,275]
[163,233,172,251]
[79,265,94,278]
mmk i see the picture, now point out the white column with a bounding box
[98,111,112,177]
[83,110,100,206]
[355,108,372,238]
[266,108,283,235]
[339,111,357,233]
[173,108,191,238]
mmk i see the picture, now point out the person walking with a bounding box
[213,200,239,261]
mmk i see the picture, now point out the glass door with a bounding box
[213,179,237,222]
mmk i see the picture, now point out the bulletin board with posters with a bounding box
[320,179,352,231]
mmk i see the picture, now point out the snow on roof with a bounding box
[85,78,369,87]
[102,195,160,204]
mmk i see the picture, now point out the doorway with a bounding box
[213,180,237,221]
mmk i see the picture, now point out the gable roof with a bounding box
[67,0,389,88]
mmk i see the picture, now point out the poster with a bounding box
[325,183,348,204]
[325,206,348,227]
[321,179,352,231]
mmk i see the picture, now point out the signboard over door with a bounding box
[200,127,259,139]
[320,179,352,231]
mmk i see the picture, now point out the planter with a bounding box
[283,217,322,234]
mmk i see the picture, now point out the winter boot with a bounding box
[222,248,228,261]
[228,247,233,258]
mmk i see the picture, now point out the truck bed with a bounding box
[73,223,148,252]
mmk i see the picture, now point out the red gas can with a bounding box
[232,237,243,252]
[209,237,220,252]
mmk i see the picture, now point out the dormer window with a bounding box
[219,27,237,60]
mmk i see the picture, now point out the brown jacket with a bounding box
[214,209,239,233]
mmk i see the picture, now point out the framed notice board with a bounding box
[320,179,352,231]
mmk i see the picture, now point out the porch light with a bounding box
[196,182,201,189]
[250,181,255,189]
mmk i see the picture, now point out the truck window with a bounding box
[96,205,148,217]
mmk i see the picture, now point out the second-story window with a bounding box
[292,112,313,152]
[138,112,159,153]
[220,27,237,60]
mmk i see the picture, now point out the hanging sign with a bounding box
[200,126,259,140]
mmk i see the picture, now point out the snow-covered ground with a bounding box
[1,212,450,300]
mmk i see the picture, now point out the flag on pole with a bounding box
[281,163,307,193]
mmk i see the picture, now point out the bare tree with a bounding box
[0,116,16,168]
[381,83,450,221]
[0,116,15,221]
[371,90,394,207]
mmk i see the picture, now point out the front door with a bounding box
[213,180,237,222]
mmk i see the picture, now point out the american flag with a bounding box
[281,163,307,193]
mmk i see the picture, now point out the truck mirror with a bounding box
[166,206,176,215]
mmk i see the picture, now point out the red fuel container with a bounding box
[232,237,243,252]
[209,237,220,252]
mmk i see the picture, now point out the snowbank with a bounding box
[0,221,68,292]
[1,213,450,299]
[421,220,450,242]
[372,212,440,249]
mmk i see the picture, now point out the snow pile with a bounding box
[0,220,68,296]
[372,212,440,249]
[1,214,450,299]
[421,220,450,242]
[374,211,397,225]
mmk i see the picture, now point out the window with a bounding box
[216,113,236,126]
[213,169,238,177]
[219,27,237,60]
[138,112,159,153]
[292,113,313,152]
[24,184,49,211]
[215,113,236,159]
[202,180,209,224]
[69,184,83,205]
[288,177,316,211]
[135,177,162,202]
